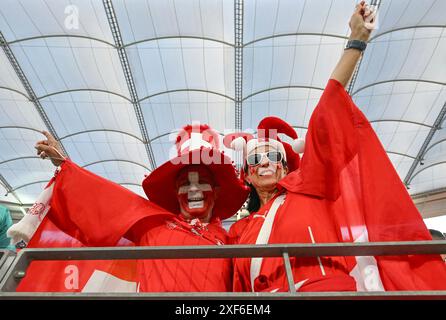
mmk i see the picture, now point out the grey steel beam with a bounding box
[351,79,445,97]
[347,57,362,94]
[82,159,151,172]
[291,125,309,130]
[103,0,157,170]
[60,129,146,144]
[0,31,68,157]
[243,85,325,101]
[347,0,380,95]
[369,119,433,128]
[408,161,446,185]
[8,158,152,192]
[0,250,16,286]
[37,88,132,103]
[1,241,446,293]
[9,24,441,50]
[386,151,416,160]
[6,34,116,48]
[423,138,446,156]
[282,252,296,293]
[0,156,40,166]
[0,126,43,134]
[1,241,444,260]
[244,32,349,47]
[117,182,142,188]
[405,100,446,186]
[9,180,49,193]
[0,86,30,99]
[234,0,244,135]
[0,200,32,207]
[138,89,235,103]
[0,174,22,205]
[124,35,234,48]
[369,24,446,42]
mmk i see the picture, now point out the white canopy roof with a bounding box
[0,0,445,217]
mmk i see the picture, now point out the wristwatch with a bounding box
[345,39,367,52]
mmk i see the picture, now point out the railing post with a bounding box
[0,250,15,285]
[0,250,29,292]
[282,252,296,293]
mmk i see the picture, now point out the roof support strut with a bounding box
[103,0,157,170]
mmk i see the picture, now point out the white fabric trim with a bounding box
[349,228,385,292]
[82,270,137,293]
[269,279,307,293]
[294,279,308,291]
[307,226,326,276]
[250,194,286,291]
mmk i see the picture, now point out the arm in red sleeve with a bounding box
[49,159,170,246]
[281,79,362,200]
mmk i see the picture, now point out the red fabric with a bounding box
[130,216,231,292]
[228,215,254,245]
[20,161,232,292]
[233,79,446,292]
[17,218,136,292]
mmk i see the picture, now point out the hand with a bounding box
[349,1,374,42]
[34,131,66,167]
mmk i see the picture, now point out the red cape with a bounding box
[232,79,446,292]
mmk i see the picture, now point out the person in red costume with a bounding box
[225,1,446,292]
[9,123,248,292]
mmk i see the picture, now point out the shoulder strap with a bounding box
[250,194,286,291]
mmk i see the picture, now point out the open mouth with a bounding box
[188,197,204,202]
[258,169,275,176]
[188,198,204,209]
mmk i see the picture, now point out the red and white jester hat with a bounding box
[223,117,305,173]
[143,123,249,220]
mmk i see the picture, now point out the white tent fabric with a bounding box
[0,0,445,219]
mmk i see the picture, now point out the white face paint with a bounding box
[178,172,212,209]
[257,163,277,177]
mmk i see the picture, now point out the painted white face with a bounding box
[257,162,277,177]
[245,144,287,190]
[177,172,212,209]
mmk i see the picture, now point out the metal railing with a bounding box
[0,249,16,287]
[0,241,446,299]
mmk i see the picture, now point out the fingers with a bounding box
[364,11,377,30]
[355,1,366,14]
[35,143,52,155]
[41,130,56,143]
[36,140,49,146]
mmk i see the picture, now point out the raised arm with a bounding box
[330,1,374,87]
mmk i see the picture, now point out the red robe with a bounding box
[232,79,446,292]
[18,160,232,292]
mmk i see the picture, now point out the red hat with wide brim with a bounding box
[142,125,249,221]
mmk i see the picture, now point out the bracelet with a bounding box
[345,39,367,52]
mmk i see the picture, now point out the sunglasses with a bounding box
[246,151,283,166]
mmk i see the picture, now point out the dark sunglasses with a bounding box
[246,151,283,166]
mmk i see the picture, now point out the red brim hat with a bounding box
[142,148,249,221]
